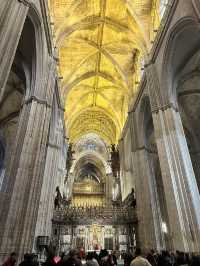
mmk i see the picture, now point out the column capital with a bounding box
[23,96,52,108]
[133,145,156,154]
[18,0,31,7]
[47,142,60,150]
[151,102,178,114]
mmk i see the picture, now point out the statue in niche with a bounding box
[124,188,136,208]
[54,186,62,210]
[66,143,75,179]
[130,188,136,208]
[110,144,120,178]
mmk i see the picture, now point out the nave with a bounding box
[0,0,200,266]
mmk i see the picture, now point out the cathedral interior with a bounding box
[0,0,200,263]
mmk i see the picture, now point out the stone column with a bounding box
[129,112,165,251]
[118,138,125,199]
[34,104,66,251]
[0,0,29,102]
[146,62,200,252]
[152,106,200,252]
[33,144,60,247]
[105,174,113,206]
[0,57,57,261]
[132,148,164,250]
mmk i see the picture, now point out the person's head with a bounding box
[10,252,17,262]
[86,252,94,261]
[69,249,79,259]
[101,249,109,258]
[135,248,142,257]
[150,249,155,254]
[99,249,108,260]
[32,254,38,262]
[112,250,116,255]
[24,253,32,262]
[60,252,65,260]
[176,250,180,256]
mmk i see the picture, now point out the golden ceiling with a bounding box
[48,0,162,144]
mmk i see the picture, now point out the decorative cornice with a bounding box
[23,96,52,108]
[133,145,157,154]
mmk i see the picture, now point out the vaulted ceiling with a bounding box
[48,0,162,144]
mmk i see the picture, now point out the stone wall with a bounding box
[0,0,66,262]
[119,0,200,253]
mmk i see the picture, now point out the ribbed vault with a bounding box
[49,0,163,144]
[73,153,107,182]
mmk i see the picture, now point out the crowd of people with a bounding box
[1,248,200,266]
[42,249,118,266]
[123,249,200,266]
[1,253,39,266]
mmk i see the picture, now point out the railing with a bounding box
[53,206,137,225]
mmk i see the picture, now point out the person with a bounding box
[93,252,99,264]
[157,251,172,266]
[175,251,187,266]
[124,251,134,266]
[146,250,157,266]
[86,252,99,266]
[190,255,200,266]
[107,254,115,266]
[2,252,17,266]
[99,250,114,266]
[79,248,85,260]
[130,248,152,266]
[43,253,61,266]
[111,251,117,266]
[61,249,82,266]
[19,254,34,266]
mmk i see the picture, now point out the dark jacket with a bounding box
[61,257,82,266]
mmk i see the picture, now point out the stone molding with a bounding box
[133,145,157,154]
[18,0,31,6]
[151,102,178,114]
[23,96,52,108]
